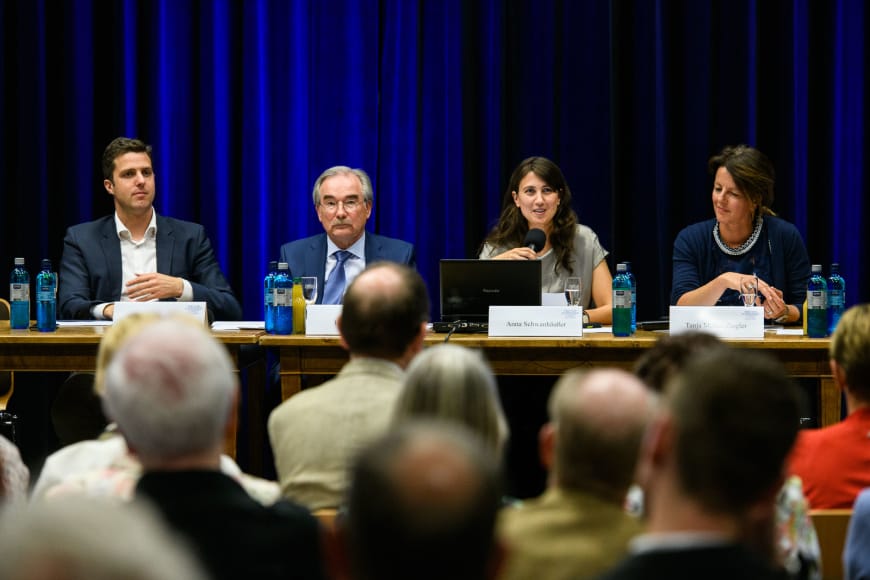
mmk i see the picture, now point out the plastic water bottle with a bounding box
[827,263,845,335]
[623,261,637,333]
[36,259,57,332]
[806,264,828,338]
[612,263,632,337]
[264,260,278,334]
[272,262,293,335]
[292,277,306,334]
[9,257,30,329]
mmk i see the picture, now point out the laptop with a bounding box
[434,259,543,333]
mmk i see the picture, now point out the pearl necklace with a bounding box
[713,216,763,256]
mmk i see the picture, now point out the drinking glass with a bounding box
[740,276,758,307]
[564,277,582,307]
[301,277,318,305]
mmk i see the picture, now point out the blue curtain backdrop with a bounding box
[1,0,867,321]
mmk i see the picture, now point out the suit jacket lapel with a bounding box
[310,235,328,304]
[99,217,123,300]
[156,215,174,274]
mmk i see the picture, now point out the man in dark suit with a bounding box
[102,318,324,580]
[279,166,415,304]
[59,137,241,321]
[599,349,800,580]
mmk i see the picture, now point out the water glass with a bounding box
[301,277,318,305]
[740,276,758,307]
[564,277,582,307]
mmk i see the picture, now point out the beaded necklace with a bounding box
[713,215,763,256]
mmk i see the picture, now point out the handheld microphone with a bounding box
[523,228,546,253]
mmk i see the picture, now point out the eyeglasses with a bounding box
[319,199,366,213]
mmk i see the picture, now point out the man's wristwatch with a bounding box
[582,311,590,325]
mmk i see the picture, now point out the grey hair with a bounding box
[102,319,236,463]
[311,165,374,205]
[394,344,508,457]
[0,498,208,580]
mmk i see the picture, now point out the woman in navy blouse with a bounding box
[671,145,810,324]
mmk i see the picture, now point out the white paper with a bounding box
[669,306,764,339]
[488,306,582,337]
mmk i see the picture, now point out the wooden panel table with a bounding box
[0,323,265,459]
[261,330,839,426]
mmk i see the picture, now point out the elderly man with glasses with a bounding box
[279,166,416,304]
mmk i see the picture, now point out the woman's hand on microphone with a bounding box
[494,247,537,260]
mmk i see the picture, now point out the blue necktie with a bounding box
[322,250,352,304]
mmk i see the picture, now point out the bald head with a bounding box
[339,262,430,360]
[346,422,501,580]
[548,369,656,499]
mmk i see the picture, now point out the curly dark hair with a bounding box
[481,156,579,275]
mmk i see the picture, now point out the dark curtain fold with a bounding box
[1,0,866,321]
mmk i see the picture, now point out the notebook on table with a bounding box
[433,259,543,333]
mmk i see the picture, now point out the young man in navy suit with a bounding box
[279,166,416,304]
[59,137,241,321]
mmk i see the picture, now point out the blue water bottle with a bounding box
[264,260,278,334]
[612,263,632,337]
[806,264,828,338]
[623,261,637,333]
[272,262,293,335]
[9,257,30,329]
[827,263,845,335]
[36,259,57,332]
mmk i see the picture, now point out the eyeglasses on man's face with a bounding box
[318,198,367,213]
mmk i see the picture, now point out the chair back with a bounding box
[810,508,852,580]
[0,298,13,411]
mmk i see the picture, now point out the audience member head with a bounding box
[708,144,776,218]
[344,421,503,580]
[312,165,374,249]
[0,498,207,580]
[651,349,801,517]
[829,304,870,403]
[543,369,656,502]
[102,136,153,182]
[94,313,161,396]
[633,331,726,393]
[394,344,508,458]
[102,318,237,467]
[338,262,430,365]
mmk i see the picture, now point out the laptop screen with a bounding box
[439,259,543,322]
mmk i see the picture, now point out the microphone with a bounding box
[523,228,546,253]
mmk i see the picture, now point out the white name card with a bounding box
[112,301,208,326]
[669,306,764,339]
[488,306,582,337]
[305,304,342,336]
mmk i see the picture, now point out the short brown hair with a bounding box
[102,137,152,181]
[669,349,800,514]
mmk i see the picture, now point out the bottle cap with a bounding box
[269,260,278,269]
[616,263,627,272]
[811,264,822,273]
[41,259,51,269]
[278,262,289,270]
[14,257,24,265]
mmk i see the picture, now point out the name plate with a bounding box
[488,306,582,337]
[113,301,208,326]
[669,306,764,338]
[306,304,342,336]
